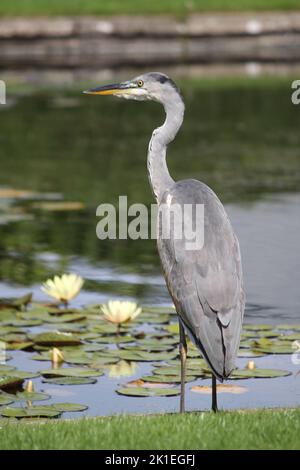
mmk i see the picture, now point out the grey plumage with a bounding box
[158,179,244,380]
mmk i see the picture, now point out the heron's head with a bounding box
[83,72,183,106]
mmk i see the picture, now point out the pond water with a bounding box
[0,78,299,418]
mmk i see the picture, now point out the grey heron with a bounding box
[84,72,245,412]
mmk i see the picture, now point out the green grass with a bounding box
[0,0,299,16]
[0,409,300,449]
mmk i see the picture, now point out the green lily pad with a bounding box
[0,333,28,343]
[6,342,34,351]
[133,314,170,324]
[0,376,24,391]
[116,387,180,397]
[99,349,177,362]
[0,406,61,419]
[43,313,86,324]
[230,368,292,379]
[237,350,266,358]
[139,337,177,346]
[121,344,174,353]
[8,319,42,327]
[89,335,135,344]
[83,344,105,352]
[31,332,81,346]
[0,393,15,405]
[276,324,300,331]
[15,391,50,402]
[0,370,39,380]
[243,324,273,331]
[242,331,279,339]
[40,367,103,378]
[253,340,293,354]
[142,306,175,314]
[164,324,179,334]
[140,375,196,383]
[52,403,88,412]
[42,377,97,385]
[0,365,16,373]
[153,367,204,377]
[0,293,32,310]
[278,333,300,341]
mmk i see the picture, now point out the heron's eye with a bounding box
[137,80,144,87]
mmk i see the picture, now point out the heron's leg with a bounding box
[179,321,187,414]
[211,374,218,412]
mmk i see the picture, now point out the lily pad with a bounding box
[6,342,34,351]
[82,344,105,353]
[0,393,15,405]
[0,370,39,380]
[243,324,273,331]
[140,375,196,383]
[43,313,86,324]
[277,324,300,331]
[89,335,135,344]
[230,368,292,379]
[14,391,50,402]
[142,306,175,314]
[0,365,16,373]
[0,376,24,391]
[253,340,293,354]
[42,377,97,385]
[237,350,266,358]
[31,332,81,346]
[116,387,180,397]
[0,406,61,419]
[39,367,103,378]
[52,403,88,412]
[0,293,32,310]
[153,367,205,377]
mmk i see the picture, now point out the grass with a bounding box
[0,0,299,17]
[0,408,300,449]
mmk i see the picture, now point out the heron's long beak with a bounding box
[83,82,135,96]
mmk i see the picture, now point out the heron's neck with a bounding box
[147,97,185,202]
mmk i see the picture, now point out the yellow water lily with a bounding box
[247,361,256,370]
[41,274,84,304]
[25,380,34,393]
[101,300,142,325]
[51,347,64,366]
[108,360,138,378]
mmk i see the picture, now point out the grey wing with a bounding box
[157,179,245,380]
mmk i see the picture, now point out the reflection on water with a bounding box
[0,79,300,324]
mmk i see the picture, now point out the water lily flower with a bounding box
[25,380,34,393]
[108,360,138,378]
[101,300,142,325]
[51,347,64,366]
[247,360,256,370]
[41,274,84,305]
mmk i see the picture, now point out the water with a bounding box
[0,77,299,415]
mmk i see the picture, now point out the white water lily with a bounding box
[41,274,84,304]
[101,300,142,325]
